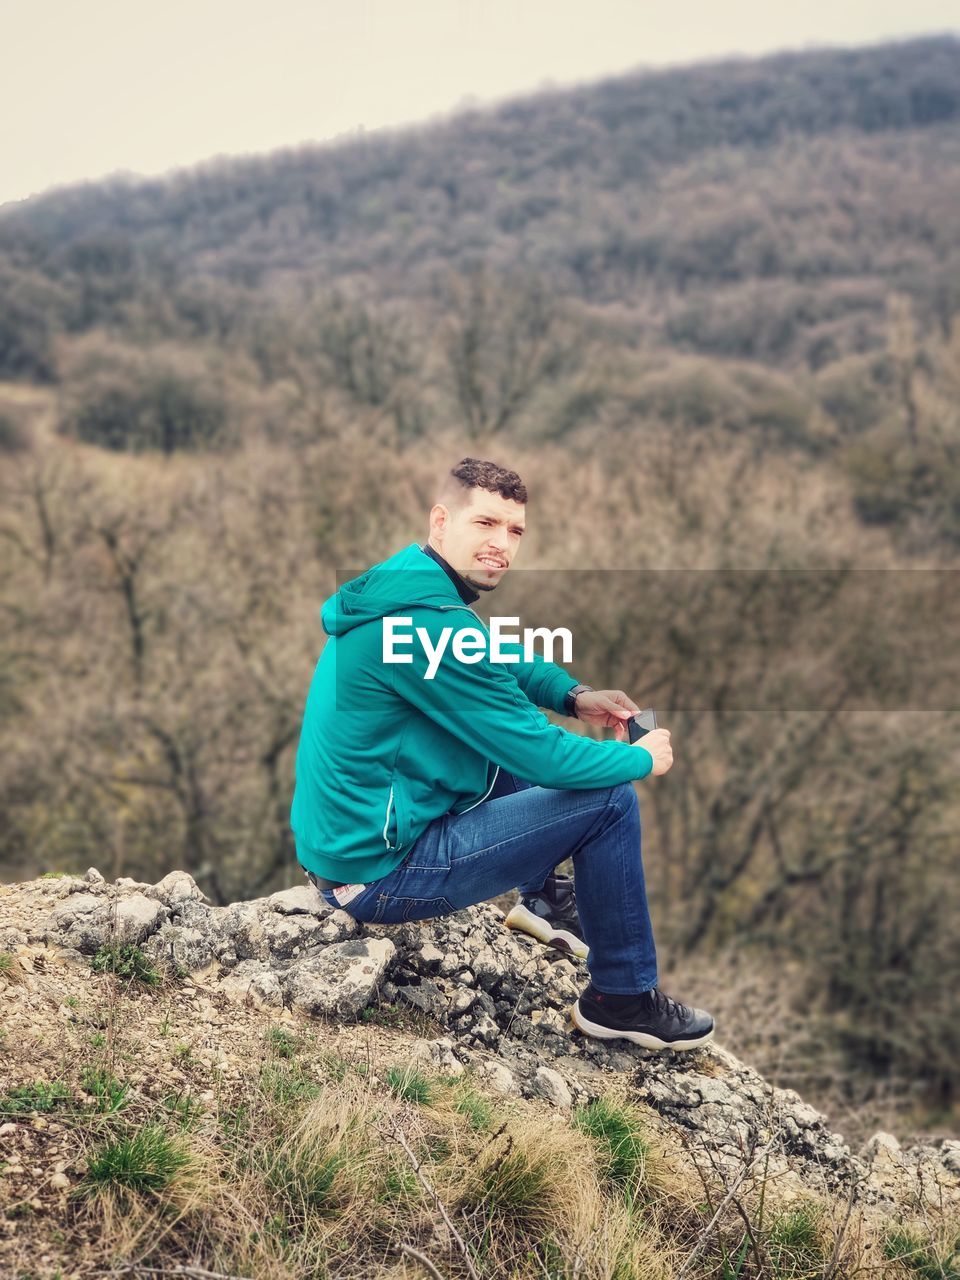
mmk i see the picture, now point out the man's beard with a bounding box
[464,575,498,592]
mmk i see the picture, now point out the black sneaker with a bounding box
[570,981,715,1050]
[504,873,588,959]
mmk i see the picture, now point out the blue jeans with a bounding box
[309,772,658,994]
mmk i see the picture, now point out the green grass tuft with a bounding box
[81,1067,130,1114]
[265,1026,299,1059]
[884,1226,960,1280]
[453,1085,495,1131]
[271,1150,344,1211]
[766,1203,828,1278]
[259,1061,323,1106]
[162,1089,204,1129]
[473,1145,554,1222]
[90,943,161,986]
[573,1097,649,1195]
[1,1081,73,1115]
[82,1123,192,1194]
[385,1065,435,1105]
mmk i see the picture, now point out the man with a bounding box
[290,458,714,1049]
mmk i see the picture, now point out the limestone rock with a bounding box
[149,870,208,907]
[283,938,396,1016]
[477,1061,517,1095]
[220,960,283,1008]
[268,885,331,916]
[532,1066,573,1108]
[263,913,330,959]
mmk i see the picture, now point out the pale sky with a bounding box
[2,0,957,209]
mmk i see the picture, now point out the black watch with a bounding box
[564,683,594,718]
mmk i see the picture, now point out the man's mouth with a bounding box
[476,555,506,569]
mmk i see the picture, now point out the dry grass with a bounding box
[2,940,958,1279]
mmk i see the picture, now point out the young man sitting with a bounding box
[290,458,714,1050]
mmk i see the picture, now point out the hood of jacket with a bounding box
[320,541,473,636]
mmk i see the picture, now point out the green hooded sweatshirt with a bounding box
[290,541,654,883]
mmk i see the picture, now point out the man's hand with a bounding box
[573,689,640,739]
[634,727,673,775]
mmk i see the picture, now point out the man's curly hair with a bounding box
[442,457,528,507]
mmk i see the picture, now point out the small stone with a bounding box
[399,980,446,1017]
[532,1067,573,1109]
[478,1062,517,1095]
[451,989,476,1016]
[150,870,208,906]
[861,1132,901,1160]
[318,910,360,943]
[84,868,105,884]
[49,1172,70,1190]
[268,885,330,916]
[469,1014,500,1046]
[417,943,444,970]
[219,960,277,1004]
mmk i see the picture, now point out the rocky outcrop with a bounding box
[5,867,958,1216]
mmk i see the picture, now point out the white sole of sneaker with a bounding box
[569,1001,715,1051]
[504,904,589,960]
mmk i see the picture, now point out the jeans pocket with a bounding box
[400,895,455,923]
[340,883,387,924]
[370,894,455,924]
[400,823,451,873]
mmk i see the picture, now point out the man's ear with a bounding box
[429,503,448,536]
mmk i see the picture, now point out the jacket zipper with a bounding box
[381,784,396,851]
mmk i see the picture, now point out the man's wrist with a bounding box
[563,683,594,718]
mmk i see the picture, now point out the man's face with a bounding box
[430,489,526,591]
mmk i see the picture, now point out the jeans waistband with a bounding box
[302,867,347,891]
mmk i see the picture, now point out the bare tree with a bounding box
[442,268,574,440]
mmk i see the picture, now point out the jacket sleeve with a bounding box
[389,610,653,789]
[492,640,580,714]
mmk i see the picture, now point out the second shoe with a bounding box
[504,872,588,960]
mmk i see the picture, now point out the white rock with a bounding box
[284,938,395,1017]
[532,1067,573,1109]
[318,910,360,943]
[150,871,208,906]
[113,894,166,943]
[861,1132,901,1160]
[477,1061,517,1095]
[268,885,329,916]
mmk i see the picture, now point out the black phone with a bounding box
[627,708,658,743]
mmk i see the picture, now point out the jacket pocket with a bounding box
[382,779,411,854]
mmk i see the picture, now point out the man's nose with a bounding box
[487,529,510,553]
